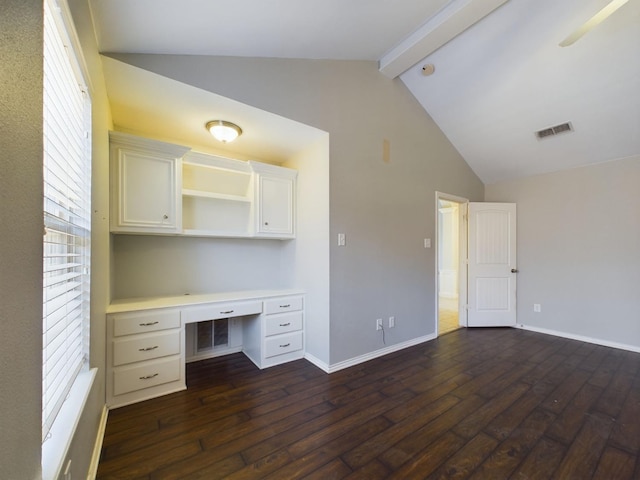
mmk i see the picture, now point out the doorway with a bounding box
[436,192,468,336]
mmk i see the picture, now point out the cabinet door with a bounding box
[256,174,295,237]
[112,147,182,233]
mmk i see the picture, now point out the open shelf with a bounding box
[181,153,254,236]
[182,189,251,203]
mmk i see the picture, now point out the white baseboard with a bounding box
[87,405,108,480]
[304,352,331,373]
[516,324,640,353]
[305,333,437,374]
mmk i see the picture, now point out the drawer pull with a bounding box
[139,373,159,380]
[280,304,291,308]
[138,346,159,352]
[279,343,291,348]
[139,321,159,327]
[220,310,234,314]
[279,322,291,327]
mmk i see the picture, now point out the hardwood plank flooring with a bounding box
[97,328,640,479]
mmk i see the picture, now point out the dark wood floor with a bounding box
[97,328,640,479]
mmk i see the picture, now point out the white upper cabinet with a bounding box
[109,132,297,239]
[110,132,190,234]
[252,162,297,239]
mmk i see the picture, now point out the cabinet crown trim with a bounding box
[183,151,253,173]
[110,131,191,157]
[249,160,298,178]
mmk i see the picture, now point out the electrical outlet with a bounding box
[389,316,395,328]
[376,318,383,331]
[533,304,541,313]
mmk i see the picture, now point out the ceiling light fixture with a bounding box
[206,120,242,143]
[559,0,629,47]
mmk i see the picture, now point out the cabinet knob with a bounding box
[264,222,269,226]
[163,214,169,220]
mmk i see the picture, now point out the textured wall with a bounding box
[0,1,44,478]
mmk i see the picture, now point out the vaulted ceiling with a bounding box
[89,0,640,183]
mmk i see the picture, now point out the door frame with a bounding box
[435,191,469,336]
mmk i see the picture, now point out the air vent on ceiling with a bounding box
[535,122,573,140]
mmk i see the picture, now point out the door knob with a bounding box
[511,268,519,273]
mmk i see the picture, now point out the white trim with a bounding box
[516,324,640,353]
[306,334,437,374]
[49,0,93,93]
[379,0,510,78]
[303,352,331,373]
[87,406,109,480]
[41,368,96,480]
[435,191,469,336]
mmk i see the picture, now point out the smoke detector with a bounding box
[421,64,435,76]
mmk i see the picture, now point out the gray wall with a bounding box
[283,137,331,365]
[0,1,44,477]
[107,54,484,365]
[486,156,640,350]
[112,236,290,298]
[0,0,112,478]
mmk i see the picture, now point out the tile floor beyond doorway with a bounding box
[438,295,460,335]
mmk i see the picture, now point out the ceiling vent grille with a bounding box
[535,122,573,140]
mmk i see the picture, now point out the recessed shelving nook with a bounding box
[109,131,297,239]
[182,152,254,237]
[107,131,307,410]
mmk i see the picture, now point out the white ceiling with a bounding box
[90,0,451,60]
[90,0,640,183]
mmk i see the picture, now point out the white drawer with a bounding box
[264,331,303,358]
[184,301,262,323]
[113,356,181,396]
[264,296,303,315]
[112,309,180,337]
[265,311,303,337]
[113,330,181,366]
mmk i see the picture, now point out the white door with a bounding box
[467,202,517,327]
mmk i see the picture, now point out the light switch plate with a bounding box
[424,238,431,248]
[338,233,346,246]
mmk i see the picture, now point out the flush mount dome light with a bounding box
[206,120,242,143]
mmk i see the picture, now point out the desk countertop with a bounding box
[107,289,305,313]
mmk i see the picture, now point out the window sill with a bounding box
[42,367,97,480]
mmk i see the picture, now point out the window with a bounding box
[42,0,91,443]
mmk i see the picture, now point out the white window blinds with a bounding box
[42,0,91,441]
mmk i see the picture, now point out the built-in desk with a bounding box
[106,290,304,408]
